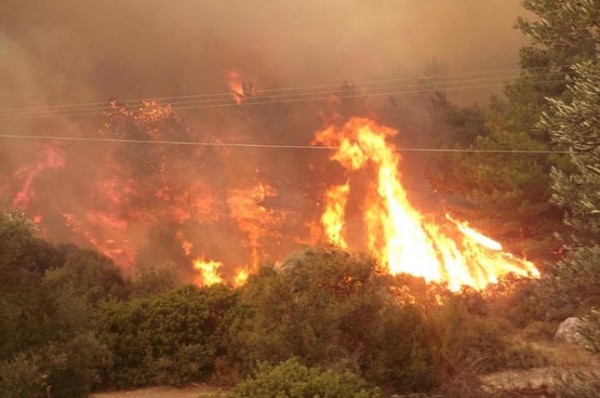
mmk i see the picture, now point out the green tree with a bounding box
[431,0,600,262]
[0,211,111,397]
[44,248,129,306]
[538,59,600,313]
[227,247,438,392]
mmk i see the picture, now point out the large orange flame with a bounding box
[315,117,539,291]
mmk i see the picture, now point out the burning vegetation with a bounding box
[2,86,539,291]
[315,118,539,290]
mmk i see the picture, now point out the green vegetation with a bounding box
[0,215,551,396]
[228,358,381,398]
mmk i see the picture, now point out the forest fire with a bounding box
[2,98,539,291]
[315,118,540,291]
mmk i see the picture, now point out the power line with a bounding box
[0,133,569,154]
[0,78,568,121]
[3,73,523,117]
[0,63,570,116]
[2,73,522,118]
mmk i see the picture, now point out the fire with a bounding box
[227,69,245,104]
[227,180,284,270]
[322,183,350,248]
[233,268,250,287]
[12,143,65,209]
[3,97,539,293]
[315,117,539,291]
[193,257,224,286]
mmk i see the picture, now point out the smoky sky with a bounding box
[0,0,526,110]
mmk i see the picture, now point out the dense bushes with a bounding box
[0,212,554,396]
[97,284,236,388]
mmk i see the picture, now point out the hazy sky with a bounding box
[0,0,526,107]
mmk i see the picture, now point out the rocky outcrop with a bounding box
[554,317,586,345]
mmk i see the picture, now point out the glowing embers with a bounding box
[315,117,539,291]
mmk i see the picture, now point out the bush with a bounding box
[231,358,381,398]
[0,354,44,398]
[362,304,439,392]
[227,248,388,372]
[97,284,236,388]
[227,248,440,393]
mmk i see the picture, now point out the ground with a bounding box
[91,385,230,398]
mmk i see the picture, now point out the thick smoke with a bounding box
[0,0,524,108]
[0,0,528,281]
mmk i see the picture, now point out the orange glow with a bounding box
[233,268,250,287]
[315,117,539,291]
[227,180,283,270]
[13,144,65,209]
[176,231,194,256]
[227,69,245,104]
[193,257,224,286]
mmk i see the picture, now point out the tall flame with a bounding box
[315,117,539,291]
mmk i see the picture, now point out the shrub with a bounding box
[231,358,381,398]
[0,354,44,398]
[97,284,236,388]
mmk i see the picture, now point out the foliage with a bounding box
[0,211,113,397]
[44,247,129,305]
[0,211,559,395]
[226,247,440,392]
[230,358,381,398]
[537,59,600,315]
[430,0,600,263]
[0,354,44,398]
[97,284,236,388]
[131,261,182,298]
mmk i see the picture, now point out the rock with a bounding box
[554,317,586,345]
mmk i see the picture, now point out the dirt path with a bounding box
[91,385,230,398]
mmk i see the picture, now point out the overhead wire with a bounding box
[0,133,569,154]
[0,67,525,113]
[1,73,521,118]
[0,63,570,118]
[0,77,568,121]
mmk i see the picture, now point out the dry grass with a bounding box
[531,341,597,367]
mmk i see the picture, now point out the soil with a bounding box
[91,385,230,398]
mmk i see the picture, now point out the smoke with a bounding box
[0,0,524,107]
[0,0,529,281]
